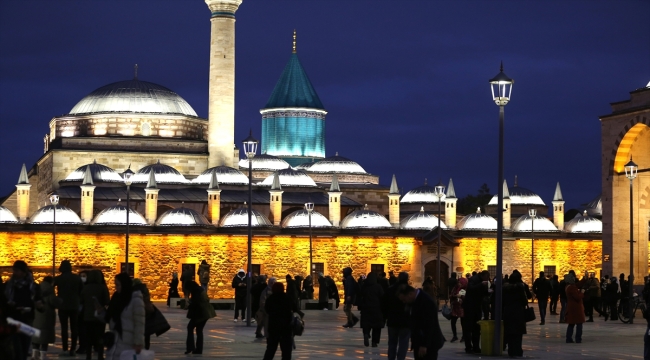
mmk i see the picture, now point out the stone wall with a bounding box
[0,232,418,301]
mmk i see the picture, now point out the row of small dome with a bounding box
[456,208,601,233]
[402,179,546,205]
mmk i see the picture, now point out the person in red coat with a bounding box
[564,274,586,343]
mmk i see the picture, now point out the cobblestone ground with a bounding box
[47,302,645,359]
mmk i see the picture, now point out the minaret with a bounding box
[269,172,283,226]
[502,179,511,229]
[328,174,342,227]
[388,174,400,228]
[144,170,159,225]
[205,0,242,168]
[15,164,31,222]
[80,166,96,224]
[445,178,458,228]
[207,172,222,225]
[552,182,565,230]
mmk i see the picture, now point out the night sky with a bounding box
[1,1,648,214]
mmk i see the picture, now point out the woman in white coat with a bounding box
[102,273,145,360]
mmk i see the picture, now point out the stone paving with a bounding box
[47,302,646,359]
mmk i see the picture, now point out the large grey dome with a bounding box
[131,161,189,184]
[156,207,210,226]
[69,79,198,116]
[219,208,272,228]
[238,154,291,171]
[63,161,123,183]
[192,166,249,185]
[341,207,392,229]
[91,205,147,226]
[281,210,332,228]
[29,205,82,224]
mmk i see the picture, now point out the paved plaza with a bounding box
[42,301,647,359]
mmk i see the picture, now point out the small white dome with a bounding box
[219,208,272,227]
[400,207,447,230]
[401,183,446,204]
[192,166,249,185]
[91,205,147,226]
[63,161,123,183]
[131,161,189,184]
[281,210,332,228]
[305,154,367,174]
[584,194,602,217]
[457,208,497,231]
[488,186,545,206]
[155,207,210,226]
[341,207,392,229]
[29,205,82,224]
[259,168,316,187]
[239,154,291,171]
[0,206,18,223]
[564,211,602,233]
[511,214,558,232]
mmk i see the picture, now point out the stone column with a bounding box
[15,164,31,222]
[144,188,159,225]
[80,185,95,224]
[207,189,222,225]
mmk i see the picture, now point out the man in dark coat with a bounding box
[462,271,490,354]
[383,272,410,360]
[262,282,296,360]
[251,275,267,328]
[398,285,445,359]
[532,271,552,325]
[549,274,560,315]
[54,259,83,356]
[317,273,330,310]
[342,267,359,328]
[378,272,389,294]
[388,271,398,286]
[559,274,568,323]
[285,275,304,318]
[80,270,109,360]
[5,260,42,360]
[231,269,248,322]
[502,271,528,357]
[358,272,384,347]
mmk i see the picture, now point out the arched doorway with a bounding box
[424,260,450,299]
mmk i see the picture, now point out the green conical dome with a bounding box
[264,53,324,109]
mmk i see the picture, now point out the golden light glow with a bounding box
[614,123,649,173]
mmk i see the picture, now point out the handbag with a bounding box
[441,302,452,320]
[291,312,305,336]
[524,305,536,322]
[145,305,170,337]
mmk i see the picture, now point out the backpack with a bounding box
[291,312,304,336]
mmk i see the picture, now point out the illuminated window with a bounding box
[141,123,151,136]
[488,265,497,279]
[544,265,556,278]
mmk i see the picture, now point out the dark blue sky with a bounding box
[1,1,648,213]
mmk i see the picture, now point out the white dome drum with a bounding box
[69,79,198,116]
[238,154,291,171]
[456,208,497,231]
[400,207,447,230]
[281,210,332,228]
[401,183,446,204]
[63,161,123,183]
[305,154,367,174]
[131,161,189,184]
[564,211,602,233]
[259,168,316,187]
[341,207,392,229]
[488,186,545,206]
[91,205,148,226]
[219,208,272,227]
[29,205,82,224]
[155,207,210,226]
[511,214,558,232]
[192,166,249,185]
[0,206,19,223]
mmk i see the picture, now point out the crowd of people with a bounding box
[3,258,650,360]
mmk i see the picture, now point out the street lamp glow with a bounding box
[243,131,259,160]
[49,194,60,206]
[50,192,59,277]
[434,181,445,294]
[625,159,638,180]
[489,62,514,106]
[624,158,637,323]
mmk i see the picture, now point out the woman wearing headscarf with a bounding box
[185,281,215,354]
[502,270,528,357]
[263,282,296,360]
[102,273,145,360]
[449,277,468,343]
[564,274,585,343]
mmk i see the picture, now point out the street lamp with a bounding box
[305,202,314,278]
[624,158,637,323]
[49,192,59,277]
[433,181,445,294]
[123,166,134,276]
[242,130,258,327]
[489,62,513,354]
[529,208,537,286]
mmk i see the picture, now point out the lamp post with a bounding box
[529,208,537,286]
[305,202,314,277]
[489,62,514,354]
[49,192,59,277]
[624,158,637,323]
[242,131,258,327]
[123,167,134,276]
[433,181,445,293]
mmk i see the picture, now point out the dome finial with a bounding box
[292,29,297,53]
[424,178,428,186]
[335,151,338,156]
[500,60,503,72]
[514,175,518,187]
[134,64,138,80]
[583,210,587,216]
[364,204,368,210]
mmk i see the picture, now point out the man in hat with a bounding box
[232,269,248,322]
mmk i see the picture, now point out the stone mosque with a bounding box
[0,0,648,300]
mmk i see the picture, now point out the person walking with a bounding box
[167,272,180,307]
[262,282,296,360]
[605,277,619,321]
[184,281,216,354]
[462,271,490,354]
[54,260,83,357]
[383,272,410,360]
[255,277,276,339]
[317,273,330,310]
[358,272,384,347]
[502,271,528,357]
[584,273,601,322]
[533,271,551,325]
[286,275,304,317]
[76,270,89,356]
[198,260,211,293]
[251,275,267,335]
[550,274,560,315]
[342,267,359,328]
[32,276,57,360]
[232,269,248,322]
[302,275,314,300]
[398,285,445,359]
[81,270,109,360]
[102,273,145,360]
[564,274,585,344]
[6,260,43,360]
[449,277,467,343]
[559,274,568,323]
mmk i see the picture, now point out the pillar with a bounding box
[329,174,342,227]
[80,165,95,224]
[388,174,400,228]
[552,182,565,230]
[269,172,283,226]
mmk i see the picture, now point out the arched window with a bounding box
[141,123,151,136]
